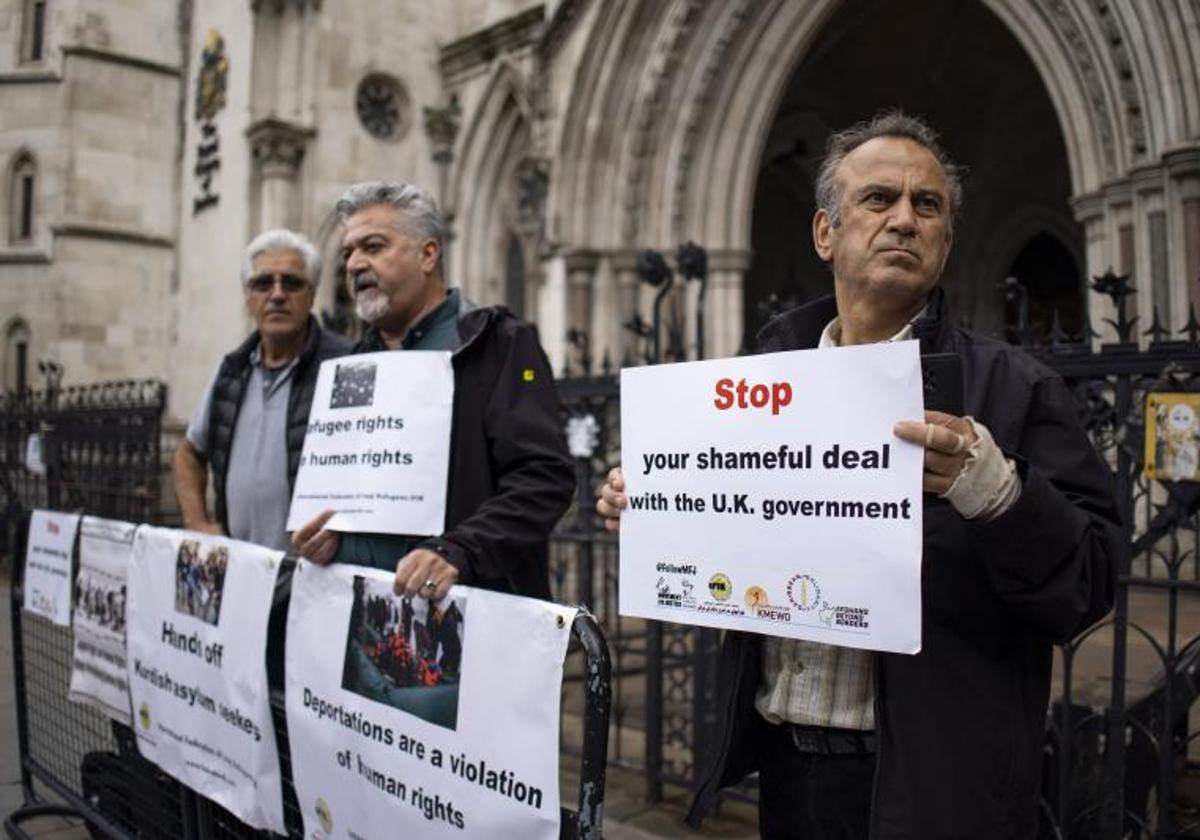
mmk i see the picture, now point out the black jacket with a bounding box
[207,317,352,531]
[688,289,1122,839]
[349,305,576,600]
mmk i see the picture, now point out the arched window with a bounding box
[9,153,36,244]
[21,0,47,63]
[5,319,30,393]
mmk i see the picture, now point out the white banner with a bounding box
[619,343,925,653]
[69,516,136,724]
[23,509,81,626]
[126,526,285,833]
[287,351,454,537]
[285,564,573,840]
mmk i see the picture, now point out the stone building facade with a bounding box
[1,0,1198,423]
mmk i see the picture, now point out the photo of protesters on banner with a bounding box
[74,579,127,634]
[341,574,465,729]
[174,540,229,626]
[329,360,377,409]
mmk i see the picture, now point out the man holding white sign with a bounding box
[292,182,574,602]
[599,112,1121,838]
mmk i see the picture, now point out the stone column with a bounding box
[1070,190,1111,347]
[424,98,462,209]
[250,0,321,122]
[1131,164,1172,337]
[424,96,462,281]
[706,249,751,358]
[1165,147,1200,320]
[1095,179,1136,344]
[537,254,568,375]
[246,118,315,232]
[563,249,597,374]
[610,249,640,365]
[589,256,617,373]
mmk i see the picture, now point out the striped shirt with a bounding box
[755,312,1020,729]
[753,315,901,729]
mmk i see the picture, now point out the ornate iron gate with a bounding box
[549,267,1200,839]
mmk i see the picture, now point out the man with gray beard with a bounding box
[292,182,574,603]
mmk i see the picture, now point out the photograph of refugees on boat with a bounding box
[341,574,465,729]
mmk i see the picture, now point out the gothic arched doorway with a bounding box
[744,0,1082,344]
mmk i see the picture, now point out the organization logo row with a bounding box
[653,562,870,630]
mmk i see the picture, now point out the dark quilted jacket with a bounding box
[207,317,352,530]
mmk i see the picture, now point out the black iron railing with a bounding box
[550,266,1200,839]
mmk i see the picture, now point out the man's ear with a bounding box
[813,209,834,262]
[420,239,440,275]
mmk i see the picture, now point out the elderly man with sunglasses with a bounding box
[174,229,353,550]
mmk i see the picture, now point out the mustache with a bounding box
[351,271,379,293]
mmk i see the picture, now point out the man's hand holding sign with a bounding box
[893,410,977,495]
[292,510,459,600]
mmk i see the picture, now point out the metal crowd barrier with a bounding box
[4,511,612,840]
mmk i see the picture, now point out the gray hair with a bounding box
[241,229,322,290]
[335,181,446,272]
[814,111,963,231]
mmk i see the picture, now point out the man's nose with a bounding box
[346,249,368,275]
[888,198,918,236]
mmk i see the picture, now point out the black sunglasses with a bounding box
[246,273,308,293]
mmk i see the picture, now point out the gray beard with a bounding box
[354,289,390,324]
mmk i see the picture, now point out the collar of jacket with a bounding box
[755,286,952,354]
[226,314,324,370]
[357,299,506,360]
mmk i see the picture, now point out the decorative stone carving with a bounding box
[246,118,315,179]
[423,95,462,165]
[671,0,753,239]
[438,7,544,82]
[538,0,588,59]
[1037,0,1117,176]
[516,157,549,234]
[194,29,227,121]
[1088,0,1147,158]
[622,0,704,242]
[192,29,228,215]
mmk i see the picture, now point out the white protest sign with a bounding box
[126,526,285,833]
[285,564,573,840]
[287,351,454,537]
[69,516,136,724]
[619,343,925,653]
[23,509,81,625]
